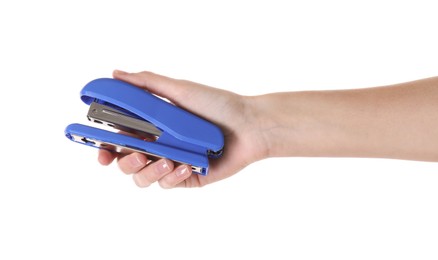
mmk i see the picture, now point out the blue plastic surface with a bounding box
[65,78,224,175]
[80,78,224,152]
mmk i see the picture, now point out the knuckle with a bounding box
[132,174,152,188]
[158,179,173,189]
[119,165,133,175]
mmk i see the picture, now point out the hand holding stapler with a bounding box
[65,78,224,175]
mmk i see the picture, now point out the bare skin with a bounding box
[98,70,438,188]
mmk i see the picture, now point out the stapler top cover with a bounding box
[65,78,224,175]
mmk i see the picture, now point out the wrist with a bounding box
[245,93,302,159]
[248,91,332,159]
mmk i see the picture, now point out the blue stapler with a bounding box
[65,78,224,175]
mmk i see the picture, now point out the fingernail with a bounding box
[155,159,171,175]
[129,154,146,168]
[114,69,128,75]
[175,165,191,177]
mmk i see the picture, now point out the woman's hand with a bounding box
[98,70,269,188]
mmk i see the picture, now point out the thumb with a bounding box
[113,70,188,104]
[112,70,232,124]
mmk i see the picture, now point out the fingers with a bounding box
[133,160,192,189]
[117,153,150,174]
[132,158,174,188]
[115,152,192,188]
[157,165,192,189]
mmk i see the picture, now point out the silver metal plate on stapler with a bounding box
[87,102,162,138]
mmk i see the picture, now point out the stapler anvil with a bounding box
[65,78,224,175]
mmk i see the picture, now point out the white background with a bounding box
[1,0,438,259]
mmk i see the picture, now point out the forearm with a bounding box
[252,77,438,161]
